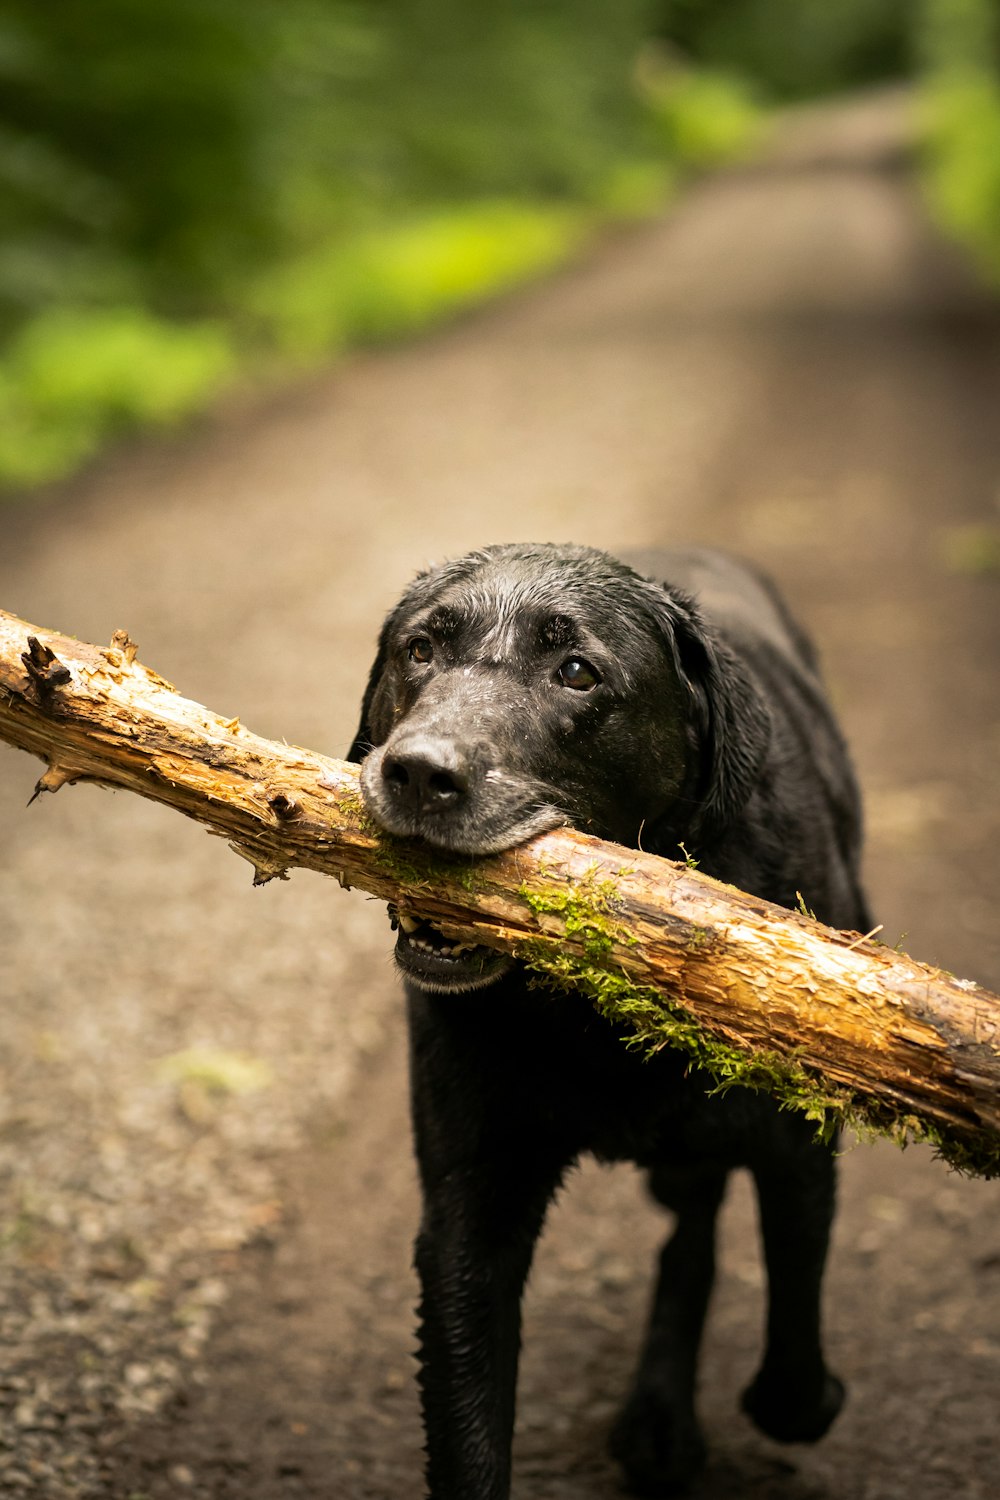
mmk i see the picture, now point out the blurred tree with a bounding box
[0,0,668,484]
[653,0,912,98]
[0,0,661,334]
[0,1,280,325]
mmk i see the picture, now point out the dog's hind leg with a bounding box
[610,1163,727,1496]
[741,1140,845,1443]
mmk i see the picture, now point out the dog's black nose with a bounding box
[381,737,469,816]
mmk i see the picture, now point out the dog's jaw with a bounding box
[389,906,513,993]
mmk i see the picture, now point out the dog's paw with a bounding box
[741,1364,845,1444]
[609,1391,707,1496]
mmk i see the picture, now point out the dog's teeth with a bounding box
[402,924,484,963]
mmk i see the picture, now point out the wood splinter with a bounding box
[21,636,72,695]
[229,841,291,886]
[109,629,138,665]
[27,763,83,805]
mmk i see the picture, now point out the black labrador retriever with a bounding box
[348,542,871,1499]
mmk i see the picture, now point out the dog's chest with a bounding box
[424,981,754,1169]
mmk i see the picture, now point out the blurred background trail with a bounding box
[1,86,999,1500]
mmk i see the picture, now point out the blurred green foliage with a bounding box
[643,60,765,166]
[0,308,235,484]
[6,1,998,494]
[248,202,591,361]
[919,0,1000,285]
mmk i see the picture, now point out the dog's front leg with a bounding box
[408,995,569,1499]
[414,1170,557,1500]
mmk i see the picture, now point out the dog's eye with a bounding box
[557,657,600,691]
[408,636,434,665]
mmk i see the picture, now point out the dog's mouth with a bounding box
[388,903,512,994]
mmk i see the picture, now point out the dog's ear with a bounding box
[346,627,391,763]
[346,582,421,763]
[644,583,771,847]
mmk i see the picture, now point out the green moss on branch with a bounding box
[513,923,1000,1182]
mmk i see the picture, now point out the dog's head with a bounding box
[349,542,769,991]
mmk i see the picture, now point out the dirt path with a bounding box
[1,91,999,1498]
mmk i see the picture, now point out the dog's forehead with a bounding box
[415,556,651,652]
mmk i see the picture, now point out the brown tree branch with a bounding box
[1,606,998,1174]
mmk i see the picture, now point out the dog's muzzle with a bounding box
[361,726,559,990]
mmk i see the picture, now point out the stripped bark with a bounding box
[1,606,998,1172]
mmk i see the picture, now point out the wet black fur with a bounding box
[348,543,871,1499]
